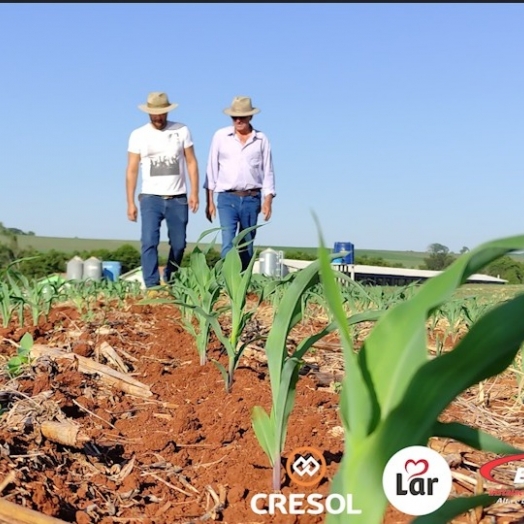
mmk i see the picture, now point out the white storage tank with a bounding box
[83,257,102,281]
[66,256,84,280]
[259,248,287,278]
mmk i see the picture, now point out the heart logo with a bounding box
[405,459,429,480]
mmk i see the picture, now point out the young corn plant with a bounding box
[167,267,199,325]
[251,254,383,491]
[315,222,524,523]
[145,229,225,366]
[440,298,466,346]
[6,332,34,378]
[0,281,14,328]
[203,229,276,392]
[461,296,492,330]
[177,245,225,366]
[20,275,59,326]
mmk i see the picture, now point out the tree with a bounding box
[111,244,141,274]
[459,246,469,254]
[14,248,68,279]
[482,255,524,284]
[423,243,455,271]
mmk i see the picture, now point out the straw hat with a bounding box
[138,92,178,115]
[223,96,260,117]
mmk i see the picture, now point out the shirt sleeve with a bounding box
[261,136,276,198]
[128,130,141,154]
[204,131,220,191]
[182,126,194,149]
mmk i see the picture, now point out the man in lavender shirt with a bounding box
[204,96,276,271]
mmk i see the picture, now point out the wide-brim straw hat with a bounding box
[138,92,178,115]
[223,96,260,117]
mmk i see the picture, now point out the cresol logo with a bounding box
[251,446,362,516]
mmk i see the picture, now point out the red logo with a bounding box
[479,454,524,487]
[405,459,429,480]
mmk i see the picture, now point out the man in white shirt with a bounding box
[126,92,199,288]
[204,96,276,271]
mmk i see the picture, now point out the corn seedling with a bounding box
[177,242,225,366]
[440,298,466,346]
[251,254,383,491]
[315,221,524,523]
[461,296,492,330]
[6,332,34,378]
[202,229,275,392]
[0,281,14,328]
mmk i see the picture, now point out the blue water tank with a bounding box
[333,242,354,264]
[102,261,122,281]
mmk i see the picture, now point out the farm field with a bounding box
[0,234,467,268]
[2,252,524,523]
[5,233,524,270]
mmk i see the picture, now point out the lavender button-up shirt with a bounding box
[204,126,276,198]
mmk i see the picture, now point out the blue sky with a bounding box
[2,3,524,253]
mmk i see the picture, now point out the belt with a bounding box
[158,194,186,200]
[225,188,261,197]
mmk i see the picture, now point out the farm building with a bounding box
[120,259,506,288]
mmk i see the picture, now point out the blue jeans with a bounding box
[139,194,188,287]
[217,192,261,271]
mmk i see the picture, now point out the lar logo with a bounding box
[382,445,452,516]
[286,447,327,487]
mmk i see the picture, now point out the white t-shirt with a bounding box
[128,121,193,195]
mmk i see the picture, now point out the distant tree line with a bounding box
[0,236,221,280]
[0,221,35,236]
[421,243,524,284]
[2,225,523,284]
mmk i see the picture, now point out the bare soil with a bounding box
[0,298,523,524]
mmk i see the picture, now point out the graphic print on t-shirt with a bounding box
[150,155,180,176]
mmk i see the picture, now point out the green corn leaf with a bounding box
[222,248,242,306]
[433,421,524,455]
[231,224,262,250]
[251,406,275,465]
[383,293,524,448]
[210,359,230,391]
[316,226,379,442]
[194,226,223,245]
[321,234,524,524]
[362,235,524,423]
[274,356,301,450]
[7,356,25,376]
[19,332,33,352]
[228,250,257,345]
[191,251,212,291]
[328,294,524,524]
[193,306,232,355]
[411,494,498,524]
[264,259,321,409]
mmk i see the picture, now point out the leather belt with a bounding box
[225,188,261,197]
[159,194,186,200]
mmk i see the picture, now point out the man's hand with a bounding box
[127,203,138,222]
[206,201,216,223]
[261,195,273,221]
[189,191,199,213]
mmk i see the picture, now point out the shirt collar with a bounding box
[227,125,259,139]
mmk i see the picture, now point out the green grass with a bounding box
[453,283,524,301]
[1,234,193,258]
